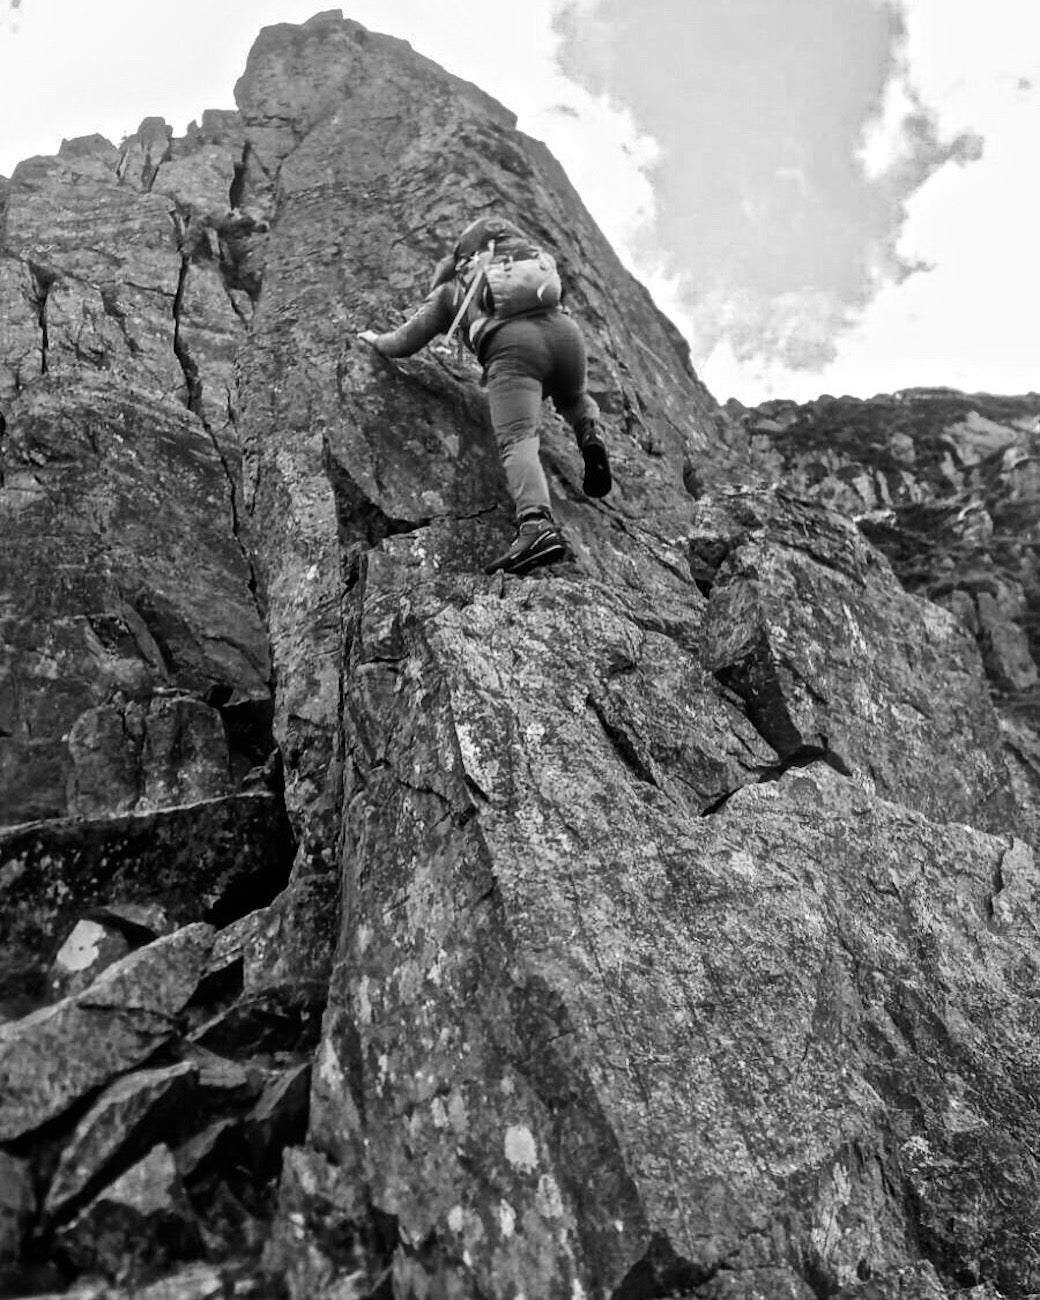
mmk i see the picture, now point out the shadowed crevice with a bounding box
[171,248,267,637]
[28,260,55,375]
[587,691,659,788]
[229,147,248,212]
[712,631,837,764]
[699,743,851,817]
[322,441,430,586]
[172,255,202,414]
[610,1232,719,1299]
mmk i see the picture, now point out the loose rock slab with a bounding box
[0,791,291,1007]
[44,1061,198,1222]
[0,924,214,1141]
[53,1143,202,1285]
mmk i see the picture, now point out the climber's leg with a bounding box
[543,314,612,498]
[486,366,552,521]
[483,324,567,575]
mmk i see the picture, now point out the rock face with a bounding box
[0,117,271,822]
[1,11,1039,1299]
[732,389,1040,848]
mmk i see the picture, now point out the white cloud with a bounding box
[525,95,663,255]
[695,0,1040,401]
[858,74,919,181]
[901,0,1040,109]
[838,2,1040,400]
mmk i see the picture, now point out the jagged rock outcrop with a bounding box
[731,389,1040,845]
[0,791,291,1012]
[730,391,1040,668]
[0,109,271,822]
[1,10,1039,1299]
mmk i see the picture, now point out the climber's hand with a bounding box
[357,330,384,352]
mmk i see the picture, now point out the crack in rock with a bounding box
[700,743,851,817]
[170,242,266,638]
[323,443,431,585]
[711,631,835,766]
[586,691,660,789]
[610,1231,719,1299]
[27,259,56,375]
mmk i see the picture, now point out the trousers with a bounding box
[482,311,600,520]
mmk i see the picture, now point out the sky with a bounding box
[1,0,1037,405]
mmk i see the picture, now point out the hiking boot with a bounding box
[575,418,612,498]
[485,516,568,577]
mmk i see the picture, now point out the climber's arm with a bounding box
[359,283,457,358]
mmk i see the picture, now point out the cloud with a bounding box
[691,287,852,373]
[552,0,986,381]
[525,92,663,252]
[863,75,985,195]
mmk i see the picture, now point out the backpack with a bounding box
[444,228,562,351]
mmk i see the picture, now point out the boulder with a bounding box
[44,1061,198,1223]
[691,489,1017,834]
[53,1144,202,1285]
[7,1262,273,1299]
[0,791,292,1010]
[0,924,213,1141]
[316,737,1040,1296]
[119,1260,278,1298]
[975,587,1039,691]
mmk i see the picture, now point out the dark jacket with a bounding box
[373,217,553,359]
[371,282,460,359]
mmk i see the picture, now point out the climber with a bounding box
[358,215,612,577]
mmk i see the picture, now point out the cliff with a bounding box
[1,11,1039,1299]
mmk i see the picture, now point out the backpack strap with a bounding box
[444,241,495,345]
